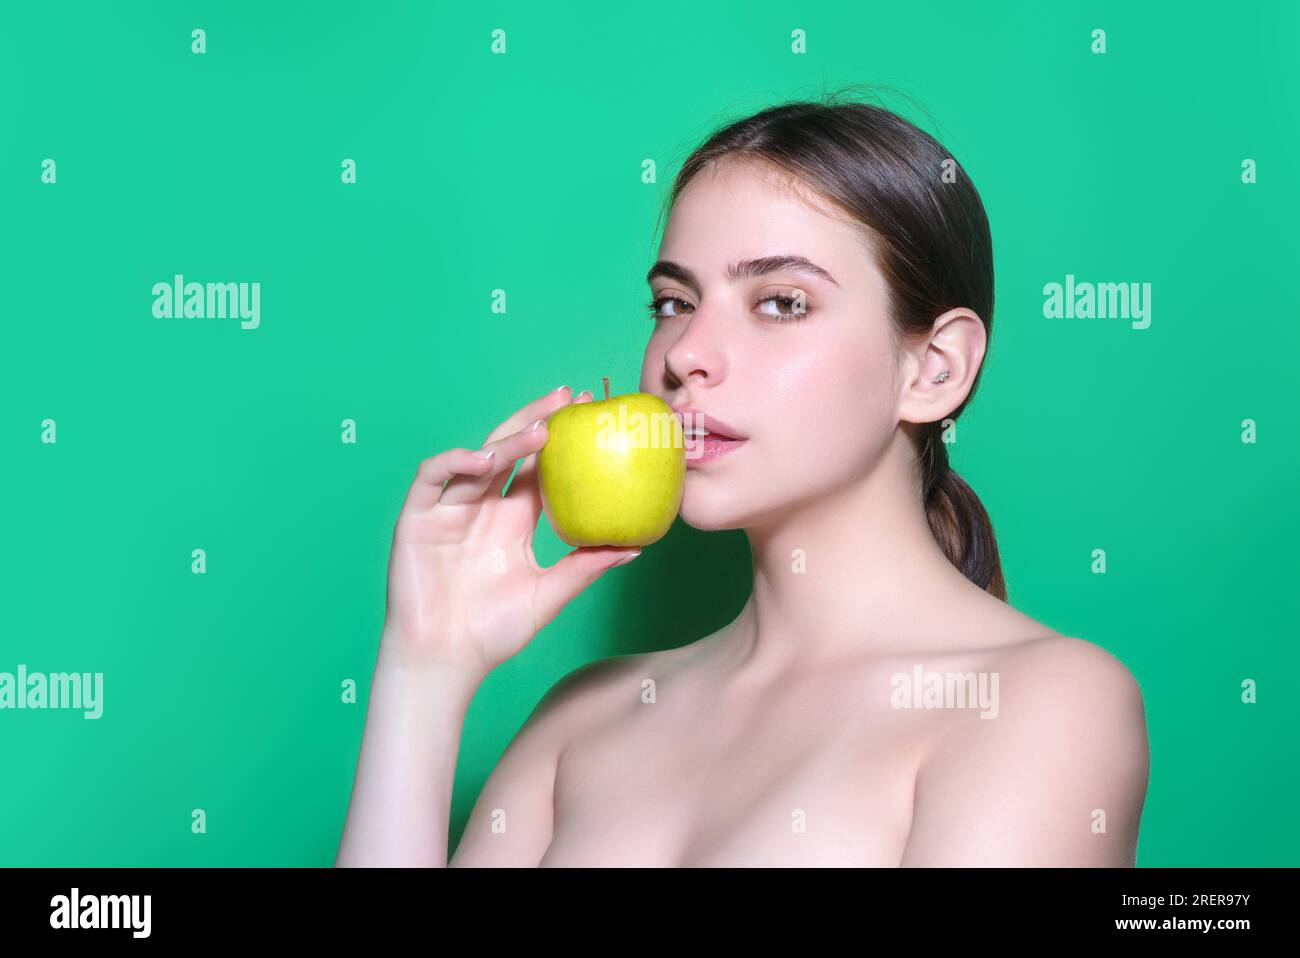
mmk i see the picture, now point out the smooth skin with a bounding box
[336,158,1150,868]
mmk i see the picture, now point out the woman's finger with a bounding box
[400,448,499,513]
[482,385,574,447]
[441,417,551,506]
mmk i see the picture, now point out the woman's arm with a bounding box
[335,640,483,868]
[335,385,641,867]
[899,636,1151,867]
[337,642,613,868]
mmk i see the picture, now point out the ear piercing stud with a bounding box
[931,369,950,384]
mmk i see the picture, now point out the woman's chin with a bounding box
[678,501,748,533]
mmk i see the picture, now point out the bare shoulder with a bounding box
[988,633,1149,776]
[524,650,658,738]
[899,635,1151,866]
[448,649,659,867]
[483,646,663,776]
[993,633,1147,711]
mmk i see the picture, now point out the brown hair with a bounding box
[659,85,1007,600]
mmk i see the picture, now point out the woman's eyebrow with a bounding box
[645,254,840,291]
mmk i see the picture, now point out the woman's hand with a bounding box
[378,385,642,679]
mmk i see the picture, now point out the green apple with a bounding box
[538,378,685,547]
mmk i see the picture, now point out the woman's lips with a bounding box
[672,407,747,439]
[672,405,748,467]
[685,434,746,467]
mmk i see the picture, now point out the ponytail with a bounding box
[921,428,1006,600]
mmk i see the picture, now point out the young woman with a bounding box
[336,91,1151,868]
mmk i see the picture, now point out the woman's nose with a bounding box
[663,313,726,387]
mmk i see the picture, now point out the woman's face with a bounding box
[639,158,905,530]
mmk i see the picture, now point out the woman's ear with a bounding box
[897,307,988,425]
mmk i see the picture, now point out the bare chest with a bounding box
[540,680,929,867]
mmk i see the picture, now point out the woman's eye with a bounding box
[646,296,693,321]
[756,293,810,322]
[646,293,810,322]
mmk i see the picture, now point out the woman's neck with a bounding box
[718,457,980,680]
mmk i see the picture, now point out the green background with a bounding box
[2,0,1296,866]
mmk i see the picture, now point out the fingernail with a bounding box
[529,418,546,431]
[553,384,571,394]
[575,390,592,401]
[614,550,641,565]
[474,449,496,461]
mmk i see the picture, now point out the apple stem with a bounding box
[603,376,610,401]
